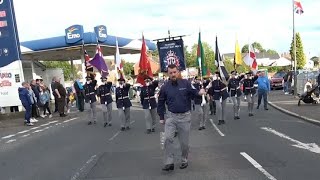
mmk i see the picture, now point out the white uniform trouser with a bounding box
[245,94,254,114]
[85,102,97,122]
[101,103,112,124]
[230,96,241,117]
[195,104,208,127]
[118,107,130,128]
[144,108,157,130]
[215,99,227,121]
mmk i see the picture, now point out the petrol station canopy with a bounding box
[19,32,157,61]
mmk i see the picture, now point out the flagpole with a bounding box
[293,0,298,96]
[234,34,237,71]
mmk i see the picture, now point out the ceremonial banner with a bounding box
[157,39,186,72]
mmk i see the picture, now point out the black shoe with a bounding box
[108,123,112,126]
[198,127,203,131]
[249,113,254,117]
[214,112,216,115]
[236,116,240,119]
[218,120,223,125]
[222,120,225,124]
[121,127,125,131]
[60,114,67,117]
[162,164,174,171]
[202,126,206,130]
[146,129,151,134]
[180,162,188,169]
[126,127,130,130]
[104,122,108,127]
[264,108,269,110]
[88,121,92,125]
[151,128,155,132]
[93,121,96,124]
[174,132,178,137]
[256,106,259,109]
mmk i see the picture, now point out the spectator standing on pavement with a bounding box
[39,85,52,118]
[74,78,85,112]
[52,77,67,117]
[256,71,270,110]
[286,70,293,95]
[28,84,39,123]
[157,64,206,172]
[18,82,34,126]
[51,77,58,113]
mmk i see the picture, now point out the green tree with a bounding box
[241,42,267,53]
[252,42,265,52]
[42,61,78,81]
[266,49,278,55]
[122,61,135,76]
[241,44,249,53]
[290,32,306,69]
[189,42,215,74]
[224,57,250,73]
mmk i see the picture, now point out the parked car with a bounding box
[269,71,286,90]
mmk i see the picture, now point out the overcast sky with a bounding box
[13,0,320,57]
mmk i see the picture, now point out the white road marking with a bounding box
[130,120,135,124]
[49,120,58,124]
[71,155,97,180]
[6,139,16,144]
[109,131,121,141]
[240,152,277,180]
[63,117,78,123]
[261,127,320,154]
[1,134,16,139]
[30,126,40,130]
[21,134,30,138]
[209,119,225,137]
[17,130,30,134]
[40,122,51,127]
[55,123,62,125]
[33,129,44,133]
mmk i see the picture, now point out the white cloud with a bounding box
[13,0,320,57]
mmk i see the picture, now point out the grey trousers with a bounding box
[230,96,241,117]
[144,108,157,130]
[85,102,97,122]
[195,104,208,127]
[245,94,255,114]
[164,111,191,165]
[118,107,130,128]
[215,99,227,121]
[102,103,112,124]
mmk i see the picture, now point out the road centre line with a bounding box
[209,119,225,137]
[240,152,277,180]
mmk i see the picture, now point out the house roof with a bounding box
[223,52,280,60]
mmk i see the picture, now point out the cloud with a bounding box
[13,0,320,57]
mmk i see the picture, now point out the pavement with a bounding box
[268,90,320,126]
[0,100,320,180]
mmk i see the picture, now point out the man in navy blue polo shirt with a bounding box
[157,64,206,172]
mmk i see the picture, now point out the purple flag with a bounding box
[89,44,109,77]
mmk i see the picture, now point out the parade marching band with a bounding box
[82,70,262,128]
